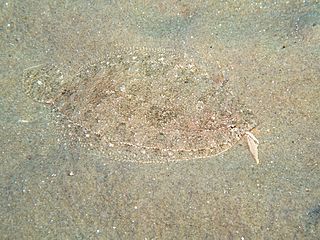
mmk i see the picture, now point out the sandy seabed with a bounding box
[0,1,319,239]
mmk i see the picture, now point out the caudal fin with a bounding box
[22,64,64,103]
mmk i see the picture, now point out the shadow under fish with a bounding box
[305,202,320,233]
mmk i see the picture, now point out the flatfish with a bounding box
[23,47,257,163]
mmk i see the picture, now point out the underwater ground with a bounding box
[0,1,319,239]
